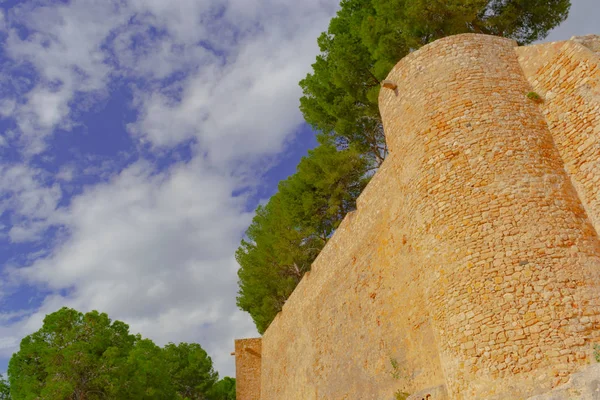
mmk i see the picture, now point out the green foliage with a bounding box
[209,377,236,400]
[594,344,600,362]
[390,357,401,380]
[114,338,176,399]
[7,307,221,400]
[278,143,370,242]
[163,342,218,399]
[8,307,137,400]
[526,91,543,102]
[237,144,369,333]
[299,0,389,168]
[237,193,318,334]
[394,390,410,400]
[368,0,570,48]
[300,0,569,165]
[0,375,10,400]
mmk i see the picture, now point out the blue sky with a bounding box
[0,0,597,379]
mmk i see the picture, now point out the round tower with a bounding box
[379,34,600,399]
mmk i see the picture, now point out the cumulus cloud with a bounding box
[123,0,339,168]
[0,0,340,377]
[6,158,256,373]
[128,32,317,165]
[2,1,125,153]
[0,164,62,243]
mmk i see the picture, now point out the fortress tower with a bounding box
[235,33,600,400]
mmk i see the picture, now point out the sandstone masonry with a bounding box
[235,33,600,400]
[234,338,262,400]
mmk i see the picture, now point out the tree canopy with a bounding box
[6,307,234,400]
[300,0,570,165]
[236,144,368,333]
[0,375,10,400]
[163,342,218,399]
[209,377,236,400]
[237,0,570,333]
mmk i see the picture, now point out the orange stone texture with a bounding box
[235,338,262,400]
[234,33,600,400]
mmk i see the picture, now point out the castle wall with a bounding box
[260,151,447,399]
[236,34,600,400]
[517,36,600,237]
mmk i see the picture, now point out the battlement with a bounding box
[235,33,600,400]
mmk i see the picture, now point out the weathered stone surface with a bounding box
[406,384,449,400]
[516,35,600,238]
[572,34,600,53]
[527,363,600,400]
[235,33,600,400]
[234,338,261,400]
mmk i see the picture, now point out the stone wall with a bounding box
[526,363,600,400]
[235,33,600,400]
[234,338,262,400]
[517,35,600,237]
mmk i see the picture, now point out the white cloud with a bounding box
[0,164,62,243]
[0,0,341,378]
[3,158,258,374]
[2,0,338,158]
[127,0,214,44]
[0,336,17,351]
[55,165,75,182]
[0,100,15,118]
[127,0,339,168]
[20,87,70,130]
[3,1,127,153]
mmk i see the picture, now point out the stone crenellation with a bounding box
[235,33,600,400]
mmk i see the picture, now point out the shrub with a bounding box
[390,357,401,380]
[526,91,543,103]
[394,390,410,400]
